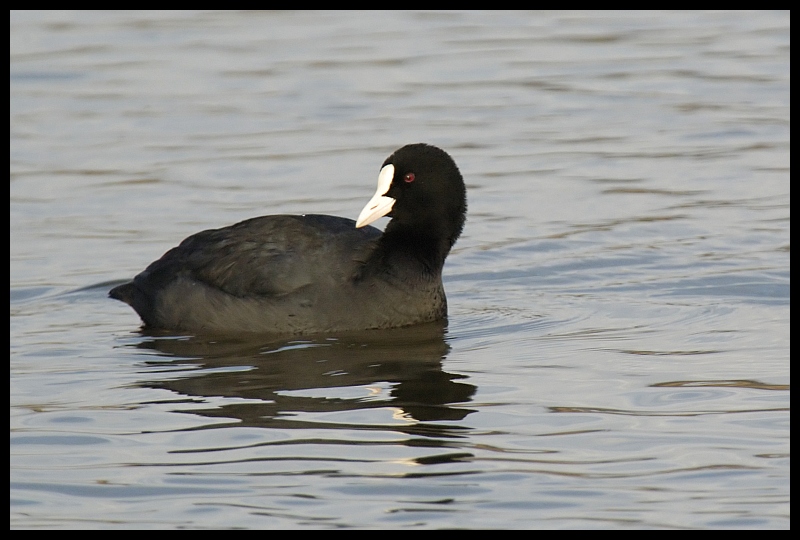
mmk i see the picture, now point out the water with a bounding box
[10,11,789,529]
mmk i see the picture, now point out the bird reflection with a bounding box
[130,321,476,438]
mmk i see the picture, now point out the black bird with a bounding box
[110,143,467,334]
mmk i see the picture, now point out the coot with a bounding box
[110,143,467,334]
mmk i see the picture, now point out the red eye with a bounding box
[404,172,415,183]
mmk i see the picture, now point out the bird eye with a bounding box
[404,173,415,183]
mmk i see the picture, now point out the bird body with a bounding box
[110,144,466,335]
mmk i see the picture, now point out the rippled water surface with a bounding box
[11,11,789,529]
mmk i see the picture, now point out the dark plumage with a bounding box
[110,143,466,334]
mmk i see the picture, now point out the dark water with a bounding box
[11,11,789,528]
